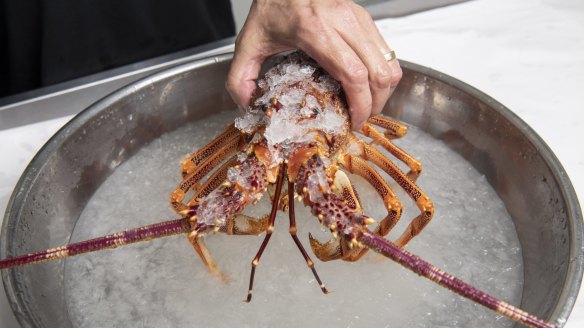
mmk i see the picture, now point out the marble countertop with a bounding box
[0,0,582,327]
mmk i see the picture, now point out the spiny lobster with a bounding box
[0,52,556,328]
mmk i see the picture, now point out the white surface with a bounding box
[376,0,584,324]
[0,0,582,327]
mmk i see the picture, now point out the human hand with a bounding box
[226,0,402,130]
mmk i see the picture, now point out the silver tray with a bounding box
[1,54,582,327]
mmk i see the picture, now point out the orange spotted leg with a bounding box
[170,134,244,213]
[187,157,238,208]
[367,115,407,138]
[340,154,403,261]
[180,123,241,177]
[361,122,422,181]
[355,138,434,248]
[287,180,329,294]
[245,165,286,302]
[188,213,270,281]
[184,157,269,279]
[188,234,225,280]
[183,155,269,279]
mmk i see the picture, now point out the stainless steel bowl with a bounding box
[2,54,582,327]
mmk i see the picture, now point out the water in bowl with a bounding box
[65,110,523,328]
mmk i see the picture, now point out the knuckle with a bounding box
[348,2,371,21]
[298,11,325,37]
[337,2,361,26]
[336,1,354,14]
[332,0,349,8]
[225,74,241,100]
[390,64,403,88]
[299,4,321,24]
[371,68,392,89]
[225,76,235,92]
[344,62,369,85]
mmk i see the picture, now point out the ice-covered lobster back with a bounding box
[0,52,556,328]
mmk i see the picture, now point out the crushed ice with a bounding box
[305,158,331,203]
[67,112,524,328]
[235,52,349,167]
[197,157,261,227]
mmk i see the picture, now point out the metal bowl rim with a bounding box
[2,53,582,326]
[401,61,583,324]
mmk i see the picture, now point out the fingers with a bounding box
[344,3,402,117]
[227,0,403,130]
[351,4,402,108]
[336,15,391,119]
[226,18,292,107]
[301,2,402,129]
[226,40,265,108]
[300,28,373,130]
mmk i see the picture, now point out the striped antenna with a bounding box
[0,218,559,328]
[357,229,556,328]
[0,218,190,270]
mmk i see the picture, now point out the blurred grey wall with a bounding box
[229,0,471,33]
[230,0,253,32]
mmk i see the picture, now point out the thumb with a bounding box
[226,21,293,107]
[226,37,268,107]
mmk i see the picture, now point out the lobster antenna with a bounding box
[0,217,558,328]
[0,218,190,270]
[357,229,556,328]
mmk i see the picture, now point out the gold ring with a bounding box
[384,50,397,62]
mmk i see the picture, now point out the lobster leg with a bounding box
[219,214,270,236]
[187,156,238,207]
[189,214,270,280]
[171,135,244,213]
[354,139,434,248]
[342,154,402,236]
[245,165,285,302]
[188,234,225,281]
[268,182,290,211]
[332,170,363,213]
[308,235,346,261]
[287,181,329,294]
[361,122,422,181]
[340,154,403,261]
[367,115,408,138]
[180,123,241,177]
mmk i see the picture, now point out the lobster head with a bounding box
[235,52,352,174]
